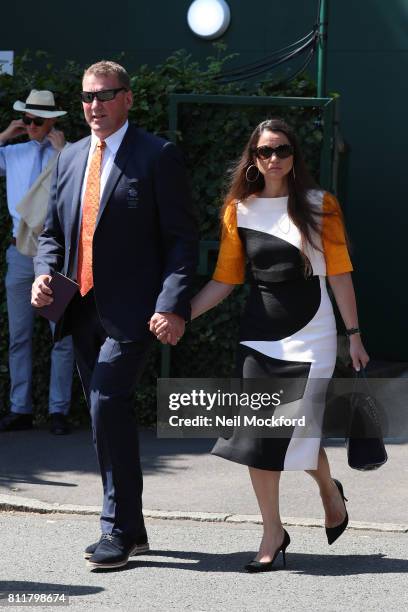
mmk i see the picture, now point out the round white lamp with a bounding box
[187,0,231,40]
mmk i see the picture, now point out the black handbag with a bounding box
[346,369,388,471]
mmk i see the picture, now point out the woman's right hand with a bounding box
[149,313,182,345]
[149,280,236,343]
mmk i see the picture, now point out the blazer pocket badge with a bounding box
[127,179,139,208]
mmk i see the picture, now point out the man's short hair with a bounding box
[83,61,131,90]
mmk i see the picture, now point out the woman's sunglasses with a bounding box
[80,88,127,103]
[22,115,45,126]
[252,144,294,160]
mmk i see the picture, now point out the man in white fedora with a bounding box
[0,89,74,435]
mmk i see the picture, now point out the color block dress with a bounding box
[211,190,353,471]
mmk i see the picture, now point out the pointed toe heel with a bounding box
[325,479,349,545]
[244,529,291,573]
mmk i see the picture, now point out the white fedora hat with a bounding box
[13,89,67,118]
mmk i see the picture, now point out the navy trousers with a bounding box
[69,291,152,542]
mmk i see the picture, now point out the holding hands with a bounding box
[149,312,185,345]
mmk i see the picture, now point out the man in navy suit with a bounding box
[31,61,198,569]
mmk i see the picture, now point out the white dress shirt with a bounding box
[80,120,129,206]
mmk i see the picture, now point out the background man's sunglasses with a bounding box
[80,88,128,103]
[22,115,45,126]
[253,144,294,160]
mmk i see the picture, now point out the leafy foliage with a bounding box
[0,47,325,424]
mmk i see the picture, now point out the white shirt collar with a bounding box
[90,120,129,155]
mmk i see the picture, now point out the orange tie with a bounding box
[77,140,106,296]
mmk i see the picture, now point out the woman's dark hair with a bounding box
[222,118,326,260]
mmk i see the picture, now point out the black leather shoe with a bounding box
[50,413,70,435]
[0,412,33,432]
[326,478,349,545]
[86,534,150,568]
[84,533,149,559]
[244,529,291,573]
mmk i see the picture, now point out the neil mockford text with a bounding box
[167,414,306,428]
[166,389,306,429]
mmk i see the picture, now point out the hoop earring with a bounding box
[292,166,296,181]
[246,164,260,183]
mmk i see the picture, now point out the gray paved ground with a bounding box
[0,513,407,612]
[0,429,407,524]
[0,428,406,611]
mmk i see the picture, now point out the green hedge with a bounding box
[0,48,325,424]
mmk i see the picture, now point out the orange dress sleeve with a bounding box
[212,201,245,284]
[322,192,353,275]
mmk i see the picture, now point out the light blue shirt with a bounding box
[0,139,57,236]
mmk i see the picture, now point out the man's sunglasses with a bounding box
[252,144,294,160]
[22,115,45,126]
[80,88,128,103]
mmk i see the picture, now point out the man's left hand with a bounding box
[149,312,185,346]
[47,128,66,151]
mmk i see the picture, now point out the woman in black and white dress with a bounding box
[153,118,369,571]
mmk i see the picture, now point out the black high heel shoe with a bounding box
[325,478,349,545]
[244,529,291,573]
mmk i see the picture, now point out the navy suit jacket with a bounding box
[34,124,199,342]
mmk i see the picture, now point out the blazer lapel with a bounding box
[96,126,135,226]
[67,138,90,276]
[70,137,90,233]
